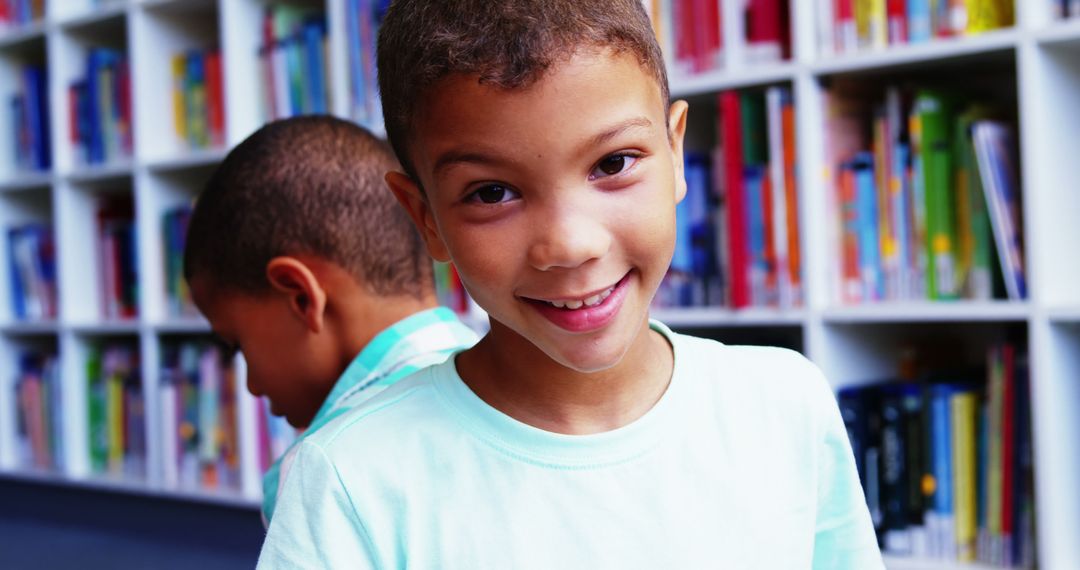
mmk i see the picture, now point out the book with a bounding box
[841,343,1036,565]
[70,48,131,166]
[972,121,1026,300]
[86,344,144,478]
[258,6,330,122]
[7,224,57,321]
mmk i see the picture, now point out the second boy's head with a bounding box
[184,116,432,427]
[379,0,688,373]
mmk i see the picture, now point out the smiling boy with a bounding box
[257,1,882,568]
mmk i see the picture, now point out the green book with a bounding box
[86,348,107,473]
[739,90,768,167]
[913,91,958,300]
[954,105,996,300]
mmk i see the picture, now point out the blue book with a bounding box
[853,152,882,301]
[303,18,328,114]
[908,0,933,43]
[8,228,27,319]
[31,65,51,170]
[283,38,305,115]
[684,153,712,286]
[345,0,365,119]
[744,165,766,306]
[929,384,956,557]
[892,143,911,297]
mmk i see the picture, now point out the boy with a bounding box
[183,116,478,524]
[258,1,883,568]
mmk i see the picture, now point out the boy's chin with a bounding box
[541,341,631,375]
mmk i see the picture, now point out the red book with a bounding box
[691,0,710,72]
[840,163,860,303]
[720,91,749,308]
[746,0,783,61]
[887,0,907,44]
[673,0,694,73]
[835,0,855,52]
[68,84,81,145]
[206,49,225,148]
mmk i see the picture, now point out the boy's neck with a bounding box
[456,318,674,435]
[334,289,440,372]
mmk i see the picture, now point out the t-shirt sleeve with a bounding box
[808,367,886,570]
[257,441,379,569]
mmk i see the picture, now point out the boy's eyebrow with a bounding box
[582,117,654,153]
[432,117,656,178]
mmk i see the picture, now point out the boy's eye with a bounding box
[467,184,520,204]
[590,154,639,180]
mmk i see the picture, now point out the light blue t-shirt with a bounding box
[258,321,883,569]
[260,307,478,524]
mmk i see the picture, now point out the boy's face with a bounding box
[395,49,687,373]
[190,279,337,428]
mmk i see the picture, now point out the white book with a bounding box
[766,87,791,308]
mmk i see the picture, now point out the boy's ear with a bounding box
[668,100,690,204]
[265,257,328,333]
[385,171,451,262]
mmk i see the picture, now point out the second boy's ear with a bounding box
[385,172,451,262]
[265,257,328,333]
[668,100,690,204]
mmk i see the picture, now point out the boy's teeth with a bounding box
[546,285,617,310]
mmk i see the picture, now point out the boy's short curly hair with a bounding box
[377,0,670,180]
[184,116,432,297]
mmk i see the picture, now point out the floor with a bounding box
[0,478,264,569]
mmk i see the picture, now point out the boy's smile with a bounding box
[392,47,687,377]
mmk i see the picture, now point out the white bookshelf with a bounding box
[0,0,1076,567]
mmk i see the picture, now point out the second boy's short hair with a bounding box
[184,116,432,297]
[377,0,670,181]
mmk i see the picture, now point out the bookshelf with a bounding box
[0,0,1076,568]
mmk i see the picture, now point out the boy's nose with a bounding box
[527,210,611,271]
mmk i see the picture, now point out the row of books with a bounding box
[819,0,1014,55]
[717,87,802,309]
[646,0,791,77]
[10,64,51,173]
[98,197,138,319]
[160,341,241,491]
[258,6,331,122]
[7,224,57,321]
[87,344,146,478]
[827,85,1026,304]
[163,206,195,318]
[69,48,133,166]
[0,0,43,27]
[171,48,225,151]
[839,343,1035,567]
[1052,0,1080,18]
[345,0,387,131]
[13,351,62,471]
[657,87,802,309]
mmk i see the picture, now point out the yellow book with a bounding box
[966,0,1013,34]
[171,54,187,142]
[107,373,124,475]
[870,0,888,48]
[855,0,872,49]
[952,391,978,562]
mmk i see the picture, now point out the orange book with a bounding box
[781,98,800,304]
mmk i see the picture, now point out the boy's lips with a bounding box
[522,272,631,333]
